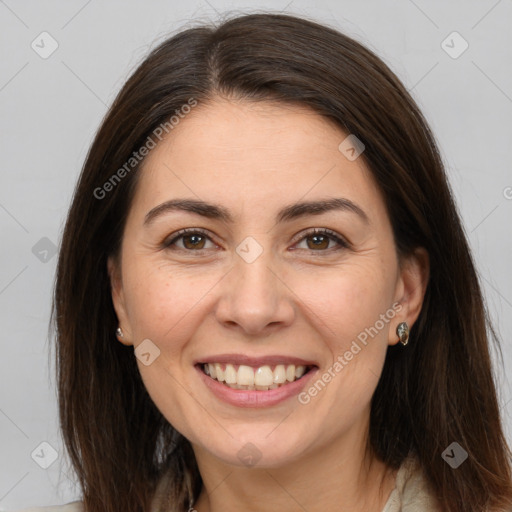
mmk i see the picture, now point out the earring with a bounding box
[396,322,409,346]
[116,327,124,338]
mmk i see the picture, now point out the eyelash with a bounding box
[161,227,350,254]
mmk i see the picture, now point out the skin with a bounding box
[108,97,429,512]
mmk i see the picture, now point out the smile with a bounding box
[195,358,319,408]
[201,362,313,390]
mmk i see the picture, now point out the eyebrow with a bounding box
[143,197,370,226]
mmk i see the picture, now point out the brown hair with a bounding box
[52,11,512,512]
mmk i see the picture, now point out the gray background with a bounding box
[1,0,511,509]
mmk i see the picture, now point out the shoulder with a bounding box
[12,501,83,512]
[382,455,441,512]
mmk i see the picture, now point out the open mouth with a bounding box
[198,362,316,391]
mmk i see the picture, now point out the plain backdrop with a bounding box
[1,0,511,509]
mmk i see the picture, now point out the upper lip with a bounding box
[195,354,319,367]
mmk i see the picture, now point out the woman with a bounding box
[18,12,512,512]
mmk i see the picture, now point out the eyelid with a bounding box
[290,227,350,250]
[162,227,216,250]
[161,227,350,252]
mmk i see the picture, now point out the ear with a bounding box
[389,247,430,346]
[107,255,134,346]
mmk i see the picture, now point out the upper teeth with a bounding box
[203,363,307,388]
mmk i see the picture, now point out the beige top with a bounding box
[13,455,439,512]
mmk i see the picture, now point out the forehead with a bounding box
[129,98,387,225]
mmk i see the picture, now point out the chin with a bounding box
[193,425,313,469]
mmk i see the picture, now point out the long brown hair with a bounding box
[52,12,512,512]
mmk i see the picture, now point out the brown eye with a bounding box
[182,233,206,250]
[295,228,349,252]
[163,229,215,251]
[305,233,330,250]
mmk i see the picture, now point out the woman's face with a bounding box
[109,98,427,469]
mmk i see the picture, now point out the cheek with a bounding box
[122,262,219,354]
[298,261,395,349]
[120,263,209,413]
[289,264,397,439]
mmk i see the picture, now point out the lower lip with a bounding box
[195,364,319,408]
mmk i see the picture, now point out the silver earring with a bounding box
[396,322,409,346]
[116,327,124,338]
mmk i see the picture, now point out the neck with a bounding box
[190,416,397,512]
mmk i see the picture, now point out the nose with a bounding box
[214,245,295,337]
